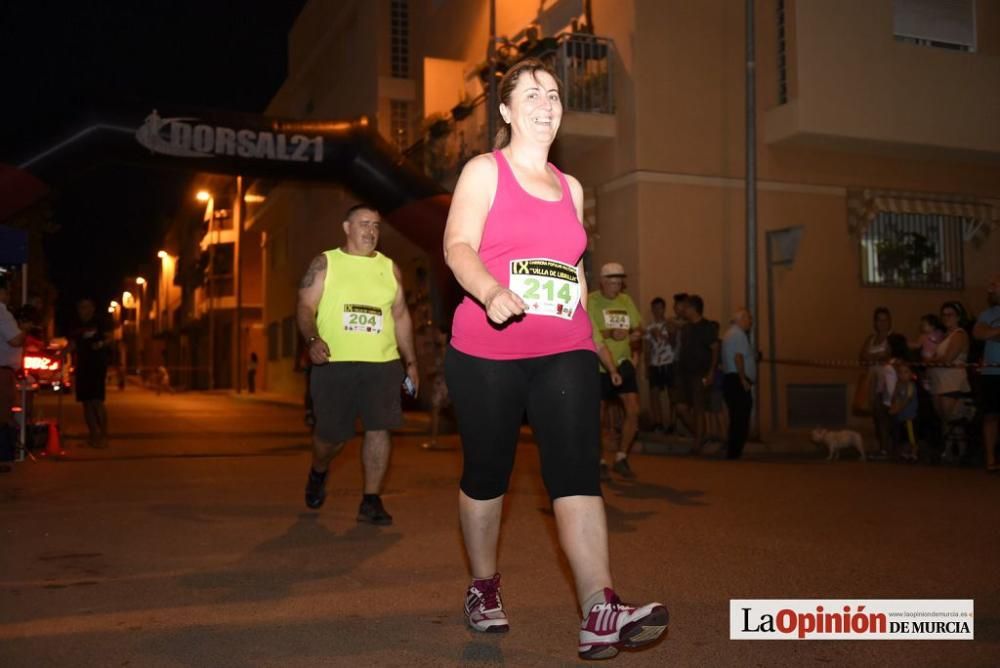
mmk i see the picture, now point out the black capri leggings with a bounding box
[444,345,603,501]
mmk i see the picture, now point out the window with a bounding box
[267,322,279,361]
[860,212,965,289]
[281,316,296,358]
[391,0,409,78]
[390,100,410,152]
[893,0,976,52]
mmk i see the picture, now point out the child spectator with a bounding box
[890,359,919,461]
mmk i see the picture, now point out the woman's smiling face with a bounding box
[501,69,563,145]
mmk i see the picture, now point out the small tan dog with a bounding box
[811,428,866,461]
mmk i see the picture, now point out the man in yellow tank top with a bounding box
[296,204,419,525]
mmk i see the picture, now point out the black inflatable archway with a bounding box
[18,108,455,316]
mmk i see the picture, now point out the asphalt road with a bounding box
[1,387,997,667]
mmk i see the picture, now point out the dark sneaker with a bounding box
[599,461,612,482]
[357,496,393,525]
[465,573,510,633]
[613,457,636,479]
[579,588,669,660]
[305,468,327,509]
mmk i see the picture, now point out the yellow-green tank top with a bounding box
[315,248,399,362]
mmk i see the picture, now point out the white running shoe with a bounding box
[464,573,510,633]
[578,588,668,660]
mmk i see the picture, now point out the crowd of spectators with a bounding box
[857,276,1000,470]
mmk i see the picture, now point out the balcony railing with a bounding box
[407,33,616,187]
[549,33,615,114]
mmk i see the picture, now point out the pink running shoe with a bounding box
[464,573,510,633]
[578,588,668,660]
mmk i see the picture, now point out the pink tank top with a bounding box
[450,150,596,360]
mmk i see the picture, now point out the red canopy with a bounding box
[0,164,48,221]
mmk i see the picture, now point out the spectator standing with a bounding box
[418,324,452,451]
[910,314,945,450]
[69,298,113,448]
[588,262,643,479]
[0,279,26,439]
[930,302,971,463]
[890,357,919,462]
[674,295,719,450]
[247,352,258,394]
[720,308,755,460]
[666,293,688,432]
[859,307,894,456]
[972,275,1000,472]
[644,297,674,433]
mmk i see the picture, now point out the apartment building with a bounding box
[255,0,1000,431]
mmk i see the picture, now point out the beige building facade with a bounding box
[257,0,1000,432]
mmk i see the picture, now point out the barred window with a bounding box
[390,100,410,152]
[391,0,409,78]
[860,212,965,289]
[776,0,788,104]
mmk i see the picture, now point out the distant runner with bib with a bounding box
[296,204,419,525]
[443,58,668,660]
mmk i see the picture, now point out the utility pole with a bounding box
[207,196,216,391]
[745,0,760,432]
[234,175,244,393]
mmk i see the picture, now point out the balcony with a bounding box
[764,1,1000,160]
[409,33,617,188]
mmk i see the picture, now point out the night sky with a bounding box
[0,1,306,329]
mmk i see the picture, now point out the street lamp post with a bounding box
[234,175,244,394]
[135,277,147,376]
[197,190,216,390]
[122,290,135,372]
[157,251,170,335]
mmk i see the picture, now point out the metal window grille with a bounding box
[391,0,409,78]
[860,212,965,289]
[555,34,614,113]
[777,0,788,104]
[390,100,410,152]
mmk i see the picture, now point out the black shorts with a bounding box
[310,360,404,444]
[648,364,674,390]
[979,374,1000,416]
[601,360,639,401]
[444,345,602,501]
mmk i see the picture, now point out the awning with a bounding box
[847,189,1000,247]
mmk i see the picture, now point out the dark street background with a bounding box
[0,1,305,327]
[1,387,997,666]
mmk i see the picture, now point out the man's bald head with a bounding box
[731,308,752,332]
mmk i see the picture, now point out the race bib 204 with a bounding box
[603,308,630,330]
[508,258,581,320]
[343,304,383,333]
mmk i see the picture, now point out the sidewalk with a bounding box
[633,422,878,458]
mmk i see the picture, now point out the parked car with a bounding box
[22,337,72,393]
